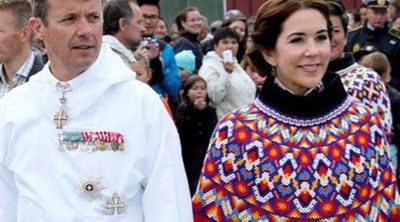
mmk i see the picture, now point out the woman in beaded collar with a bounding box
[192,0,400,221]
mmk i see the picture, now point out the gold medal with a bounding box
[118,144,125,151]
[98,143,106,151]
[378,0,386,7]
[352,43,360,53]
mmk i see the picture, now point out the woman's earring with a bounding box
[271,66,277,77]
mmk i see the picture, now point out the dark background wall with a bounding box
[226,0,363,17]
[160,0,364,29]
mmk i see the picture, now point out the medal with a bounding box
[101,193,126,215]
[61,131,125,152]
[54,82,72,150]
[78,177,105,201]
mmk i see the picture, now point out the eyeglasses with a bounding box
[143,14,159,22]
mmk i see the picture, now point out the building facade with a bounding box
[226,0,364,17]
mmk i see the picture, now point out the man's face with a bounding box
[0,9,25,63]
[141,4,159,35]
[123,3,145,45]
[31,0,103,79]
[368,8,388,28]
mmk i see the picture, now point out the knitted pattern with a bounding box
[193,98,400,221]
[338,63,392,141]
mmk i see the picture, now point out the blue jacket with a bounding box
[148,36,181,101]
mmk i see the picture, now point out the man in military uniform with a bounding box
[347,0,400,89]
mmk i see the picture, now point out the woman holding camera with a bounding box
[198,27,256,119]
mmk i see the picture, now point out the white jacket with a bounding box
[199,51,256,118]
[0,45,192,222]
[102,35,136,68]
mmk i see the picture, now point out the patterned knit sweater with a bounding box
[328,53,393,142]
[193,72,400,221]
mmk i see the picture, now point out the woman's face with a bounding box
[330,15,347,61]
[155,20,167,40]
[263,8,331,95]
[393,17,400,30]
[214,37,239,58]
[182,10,202,34]
[229,20,246,42]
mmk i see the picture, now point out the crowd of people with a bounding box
[1,0,400,221]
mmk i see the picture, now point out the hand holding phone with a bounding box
[222,50,233,63]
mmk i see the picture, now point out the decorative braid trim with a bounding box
[254,97,353,127]
[337,63,358,76]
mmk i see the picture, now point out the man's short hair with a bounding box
[103,0,137,35]
[0,0,31,29]
[32,0,106,26]
[137,0,160,15]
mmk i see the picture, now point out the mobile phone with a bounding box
[223,50,233,63]
[143,40,150,49]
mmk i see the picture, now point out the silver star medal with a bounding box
[101,193,126,215]
[78,177,105,201]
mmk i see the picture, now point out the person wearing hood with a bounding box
[199,27,256,119]
[0,0,193,221]
[175,50,195,84]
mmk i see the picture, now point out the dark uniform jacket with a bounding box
[346,23,400,89]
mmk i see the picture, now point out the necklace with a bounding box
[53,82,72,150]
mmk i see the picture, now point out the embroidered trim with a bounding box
[254,97,352,127]
[337,63,358,76]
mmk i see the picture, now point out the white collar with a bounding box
[274,77,317,96]
[29,44,135,119]
[367,22,385,31]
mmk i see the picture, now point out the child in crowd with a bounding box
[175,50,196,84]
[131,53,173,118]
[240,55,266,94]
[361,52,399,173]
[175,75,218,195]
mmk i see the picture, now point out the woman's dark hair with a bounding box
[174,7,200,32]
[221,16,248,42]
[180,75,209,106]
[212,27,240,46]
[350,9,361,25]
[327,0,349,34]
[221,16,248,62]
[251,0,332,77]
[246,47,271,78]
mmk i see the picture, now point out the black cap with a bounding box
[364,0,391,8]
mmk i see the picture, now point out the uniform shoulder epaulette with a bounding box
[349,25,363,33]
[389,28,400,39]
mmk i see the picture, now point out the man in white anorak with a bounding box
[0,0,193,221]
